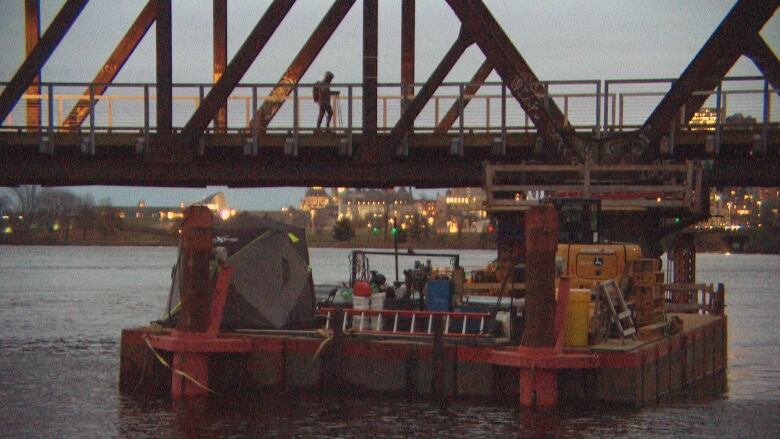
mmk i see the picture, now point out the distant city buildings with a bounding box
[703,187,780,231]
[292,184,779,237]
[289,186,489,234]
[115,191,236,226]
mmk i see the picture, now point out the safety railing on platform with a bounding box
[1,76,775,146]
[484,161,704,213]
[662,283,725,316]
[317,307,493,337]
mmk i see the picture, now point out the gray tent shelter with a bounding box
[163,215,316,330]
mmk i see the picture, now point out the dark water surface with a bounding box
[0,246,778,438]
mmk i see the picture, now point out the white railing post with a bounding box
[595,80,601,136]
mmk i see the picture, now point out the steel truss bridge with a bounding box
[0,0,779,188]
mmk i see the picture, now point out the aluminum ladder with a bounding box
[597,280,637,343]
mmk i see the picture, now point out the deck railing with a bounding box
[663,283,725,316]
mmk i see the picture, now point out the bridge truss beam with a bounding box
[63,0,158,129]
[744,34,780,97]
[401,0,415,110]
[155,0,173,161]
[387,29,473,154]
[643,0,778,151]
[0,0,88,124]
[361,0,379,163]
[446,0,576,157]
[213,0,227,131]
[435,59,493,135]
[24,0,41,129]
[254,0,356,130]
[180,0,296,151]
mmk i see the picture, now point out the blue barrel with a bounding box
[426,280,451,312]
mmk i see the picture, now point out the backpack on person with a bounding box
[313,81,322,103]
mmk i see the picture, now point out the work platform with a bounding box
[120,313,725,408]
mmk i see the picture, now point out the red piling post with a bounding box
[172,206,213,398]
[178,206,213,332]
[520,204,559,409]
[523,204,558,347]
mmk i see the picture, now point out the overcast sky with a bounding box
[1,0,777,210]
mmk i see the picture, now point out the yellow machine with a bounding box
[556,243,643,290]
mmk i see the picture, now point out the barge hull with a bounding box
[120,314,726,407]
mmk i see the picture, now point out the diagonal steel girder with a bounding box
[63,0,157,129]
[181,0,296,149]
[434,59,493,134]
[744,34,780,98]
[213,0,228,130]
[25,0,41,128]
[644,0,778,142]
[446,0,574,152]
[253,0,355,130]
[386,29,473,153]
[0,0,88,125]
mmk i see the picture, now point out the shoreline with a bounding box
[2,227,778,254]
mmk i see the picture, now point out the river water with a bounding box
[0,245,778,438]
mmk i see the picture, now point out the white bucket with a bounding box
[370,293,386,310]
[369,293,386,330]
[352,296,371,330]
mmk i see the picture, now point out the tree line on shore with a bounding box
[0,185,135,244]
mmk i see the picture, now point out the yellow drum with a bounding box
[564,289,591,347]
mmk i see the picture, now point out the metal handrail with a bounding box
[1,77,774,147]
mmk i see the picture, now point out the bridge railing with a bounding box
[0,80,602,136]
[604,76,778,131]
[1,77,775,144]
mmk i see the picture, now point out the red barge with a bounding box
[120,162,727,408]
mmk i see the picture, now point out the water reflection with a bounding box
[1,247,778,438]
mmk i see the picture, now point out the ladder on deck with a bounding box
[318,308,490,337]
[597,280,637,343]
